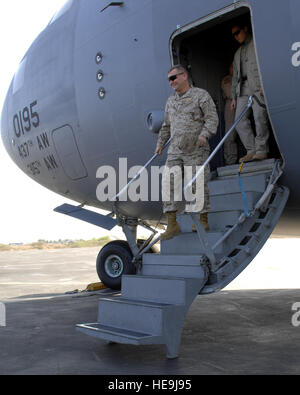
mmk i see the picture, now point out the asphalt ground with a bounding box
[0,240,300,375]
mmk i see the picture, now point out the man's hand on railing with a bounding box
[155,147,163,155]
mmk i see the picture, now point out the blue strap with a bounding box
[238,163,251,217]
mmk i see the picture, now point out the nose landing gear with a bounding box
[96,240,135,290]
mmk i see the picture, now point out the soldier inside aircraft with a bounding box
[231,21,271,163]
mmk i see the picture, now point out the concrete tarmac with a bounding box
[0,241,300,375]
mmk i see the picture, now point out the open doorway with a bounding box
[170,5,280,170]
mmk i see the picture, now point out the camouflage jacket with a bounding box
[231,36,262,99]
[156,87,219,155]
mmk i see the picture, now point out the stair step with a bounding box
[122,275,199,305]
[208,210,241,231]
[216,158,276,178]
[208,171,271,212]
[209,172,268,195]
[141,254,207,278]
[76,323,163,345]
[209,191,261,211]
[98,296,177,335]
[160,231,224,254]
[143,254,204,266]
[100,296,172,307]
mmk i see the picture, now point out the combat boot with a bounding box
[160,212,181,241]
[192,213,209,232]
[239,153,255,163]
[253,153,268,161]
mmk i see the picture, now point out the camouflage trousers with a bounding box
[162,151,211,214]
[224,99,238,165]
[235,94,270,155]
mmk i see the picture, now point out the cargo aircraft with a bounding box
[1,0,299,357]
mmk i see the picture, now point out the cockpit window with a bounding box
[50,0,73,24]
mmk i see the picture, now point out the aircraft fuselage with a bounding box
[1,0,300,228]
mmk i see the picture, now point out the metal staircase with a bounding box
[76,97,289,358]
[77,158,289,358]
[77,275,207,359]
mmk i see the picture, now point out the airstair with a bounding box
[76,97,289,358]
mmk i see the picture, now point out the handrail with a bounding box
[113,94,257,202]
[133,234,161,262]
[112,94,262,262]
[184,95,254,192]
[132,95,254,262]
[112,137,172,202]
[253,159,282,212]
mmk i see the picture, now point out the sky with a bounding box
[0,0,124,244]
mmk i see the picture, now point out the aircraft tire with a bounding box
[96,241,135,290]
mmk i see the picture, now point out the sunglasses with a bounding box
[232,29,241,37]
[168,72,184,82]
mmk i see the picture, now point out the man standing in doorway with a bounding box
[231,22,270,163]
[155,65,219,240]
[221,63,238,165]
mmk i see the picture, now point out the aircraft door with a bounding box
[169,5,281,169]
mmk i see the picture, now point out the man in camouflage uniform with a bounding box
[155,65,219,240]
[231,22,270,163]
[221,63,238,165]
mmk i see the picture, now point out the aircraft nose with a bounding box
[0,89,10,156]
[0,84,19,165]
